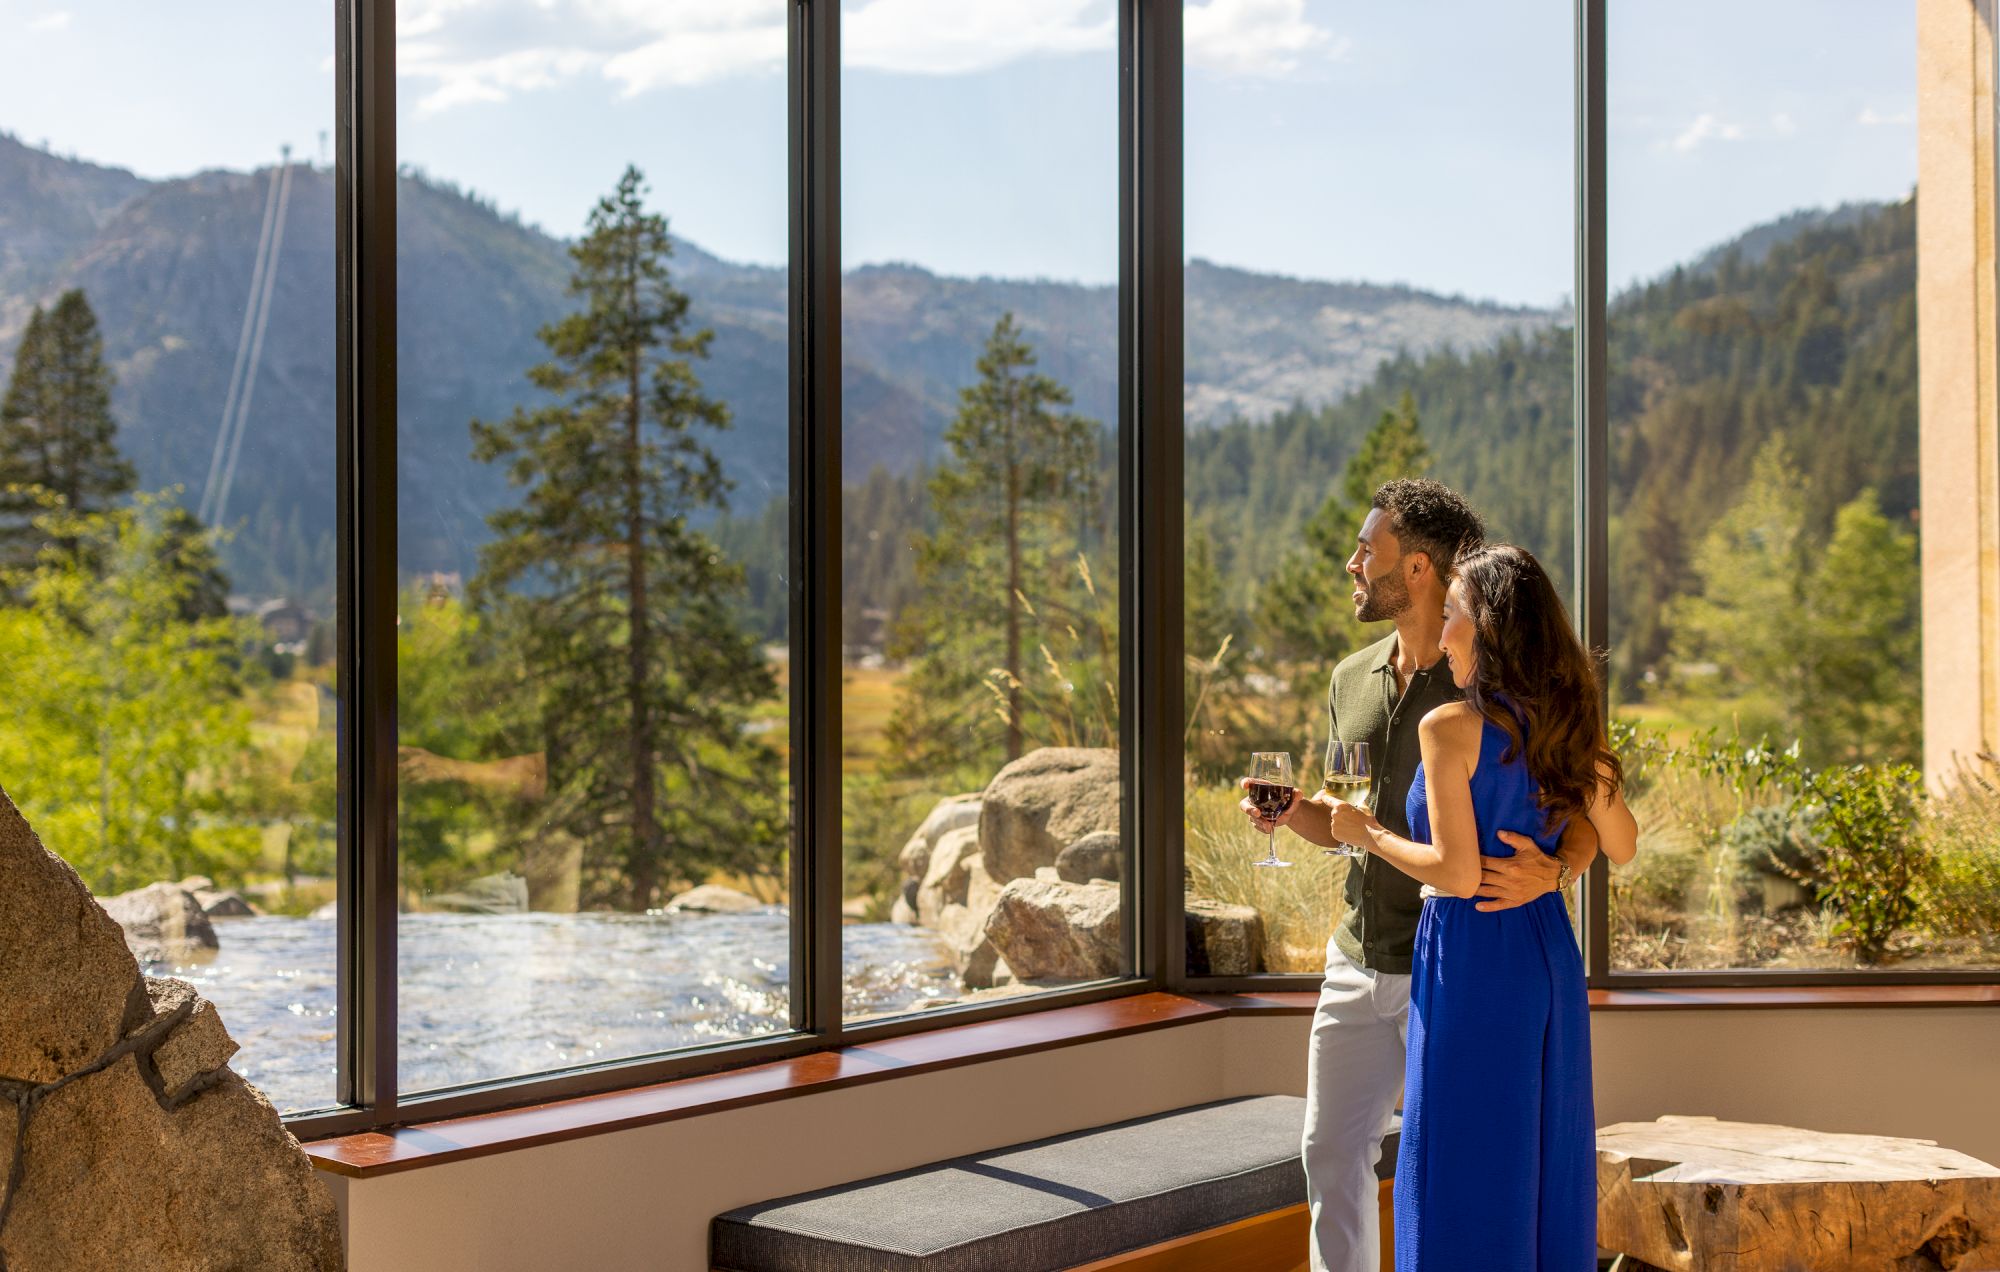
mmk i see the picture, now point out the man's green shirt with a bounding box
[1328,631,1463,975]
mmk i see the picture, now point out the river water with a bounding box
[148,910,957,1114]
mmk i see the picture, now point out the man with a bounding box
[1243,478,1600,1272]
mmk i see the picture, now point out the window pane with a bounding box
[0,5,338,1110]
[395,3,795,1092]
[1606,3,1989,970]
[840,1,1126,1019]
[1182,1,1575,974]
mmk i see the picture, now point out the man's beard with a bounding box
[1355,569,1412,623]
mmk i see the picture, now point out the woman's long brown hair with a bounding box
[1451,543,1622,829]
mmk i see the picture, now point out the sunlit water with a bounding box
[148,911,956,1114]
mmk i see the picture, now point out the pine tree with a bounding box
[0,290,137,576]
[1255,390,1430,663]
[1798,489,1920,764]
[150,505,232,623]
[468,166,777,910]
[887,314,1104,775]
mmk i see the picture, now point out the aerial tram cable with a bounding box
[212,146,294,528]
[200,153,283,525]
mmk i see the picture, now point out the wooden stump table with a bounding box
[1597,1116,2000,1271]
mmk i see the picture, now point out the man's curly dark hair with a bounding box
[1370,478,1485,579]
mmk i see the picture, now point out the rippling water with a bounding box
[149,911,956,1114]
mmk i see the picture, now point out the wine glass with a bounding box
[1246,751,1296,868]
[1322,739,1372,860]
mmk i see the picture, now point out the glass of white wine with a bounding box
[1322,738,1372,859]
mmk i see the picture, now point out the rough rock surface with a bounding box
[1054,831,1122,884]
[0,788,343,1271]
[664,884,767,914]
[100,881,220,965]
[916,826,981,926]
[0,800,148,1085]
[1185,897,1265,976]
[979,748,1120,883]
[983,877,1123,981]
[897,795,983,883]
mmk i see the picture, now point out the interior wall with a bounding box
[320,1006,2000,1272]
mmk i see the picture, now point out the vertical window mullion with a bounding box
[1132,0,1184,991]
[335,0,400,1115]
[1575,0,1611,987]
[791,0,844,1038]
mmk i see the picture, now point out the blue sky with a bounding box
[1,0,1916,308]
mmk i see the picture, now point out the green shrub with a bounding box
[1917,754,2000,945]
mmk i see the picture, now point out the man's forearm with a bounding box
[1289,797,1338,848]
[1557,821,1600,879]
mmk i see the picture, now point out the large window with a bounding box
[1604,2,1995,974]
[0,2,339,1112]
[839,0,1127,1018]
[5,1,1995,1139]
[394,0,797,1092]
[1180,0,1574,973]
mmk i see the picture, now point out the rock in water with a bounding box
[978,748,1120,884]
[427,870,529,914]
[0,788,343,1271]
[983,877,1122,980]
[192,888,261,919]
[664,884,767,914]
[99,881,220,965]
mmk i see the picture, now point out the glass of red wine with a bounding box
[1247,751,1296,868]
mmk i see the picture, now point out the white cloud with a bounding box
[396,0,1144,112]
[397,0,785,113]
[1185,0,1345,77]
[28,10,71,31]
[844,0,1114,75]
[1771,112,1797,137]
[1858,106,1914,127]
[1670,112,1744,154]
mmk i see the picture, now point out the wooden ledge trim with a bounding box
[304,983,1996,1179]
[304,992,1225,1179]
[1588,983,2000,1010]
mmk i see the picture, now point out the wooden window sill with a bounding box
[302,984,1995,1179]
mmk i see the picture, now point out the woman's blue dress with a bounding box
[1394,715,1596,1271]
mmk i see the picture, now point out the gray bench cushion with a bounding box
[712,1095,1312,1272]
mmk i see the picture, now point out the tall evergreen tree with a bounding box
[1670,437,1920,763]
[0,290,136,575]
[149,505,232,623]
[468,166,777,909]
[1255,390,1431,663]
[887,314,1104,774]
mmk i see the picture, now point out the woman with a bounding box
[1324,543,1638,1270]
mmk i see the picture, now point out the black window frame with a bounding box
[285,0,1996,1139]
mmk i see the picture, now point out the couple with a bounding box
[1243,479,1639,1271]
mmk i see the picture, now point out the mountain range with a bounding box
[0,131,1550,593]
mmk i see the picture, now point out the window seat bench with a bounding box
[710,1094,1400,1272]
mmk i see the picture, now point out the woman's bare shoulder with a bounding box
[1418,701,1483,748]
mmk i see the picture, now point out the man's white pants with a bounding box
[1303,940,1411,1272]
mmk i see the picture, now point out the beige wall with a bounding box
[320,1007,2000,1272]
[1918,0,2000,782]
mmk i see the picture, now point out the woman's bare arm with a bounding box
[1587,760,1639,865]
[1333,703,1486,897]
